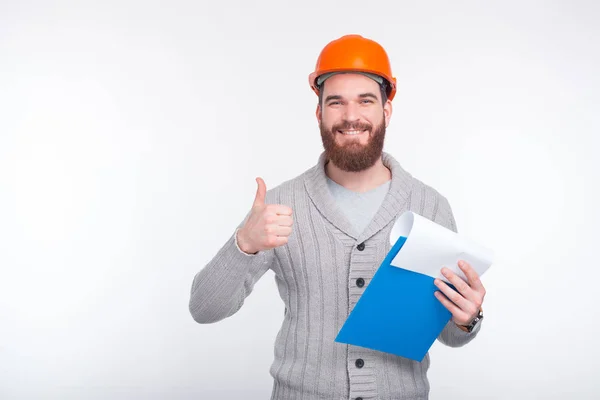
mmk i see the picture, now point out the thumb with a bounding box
[253,177,267,207]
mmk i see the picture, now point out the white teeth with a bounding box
[339,130,363,135]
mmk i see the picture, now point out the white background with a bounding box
[1,1,599,399]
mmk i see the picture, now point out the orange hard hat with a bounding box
[308,34,397,101]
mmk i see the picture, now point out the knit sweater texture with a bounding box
[189,151,481,399]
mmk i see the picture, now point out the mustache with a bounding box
[331,121,372,132]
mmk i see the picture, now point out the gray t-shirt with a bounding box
[326,176,391,235]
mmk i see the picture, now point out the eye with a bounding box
[360,99,374,104]
[328,101,341,106]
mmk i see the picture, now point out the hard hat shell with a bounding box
[309,34,397,101]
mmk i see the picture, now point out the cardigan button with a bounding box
[357,242,365,251]
[356,278,365,288]
[355,358,364,368]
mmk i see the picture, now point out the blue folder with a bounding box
[335,236,454,362]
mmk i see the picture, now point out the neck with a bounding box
[325,155,391,193]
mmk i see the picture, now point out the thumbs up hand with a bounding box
[237,177,294,254]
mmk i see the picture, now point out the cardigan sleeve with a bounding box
[188,192,277,324]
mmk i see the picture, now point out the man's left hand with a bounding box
[433,260,486,328]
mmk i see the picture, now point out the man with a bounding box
[189,34,486,400]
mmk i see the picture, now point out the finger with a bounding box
[441,267,474,299]
[267,235,288,248]
[253,177,267,207]
[434,291,470,323]
[269,204,293,216]
[276,215,294,227]
[273,226,292,237]
[434,278,470,311]
[458,260,485,293]
[265,224,292,236]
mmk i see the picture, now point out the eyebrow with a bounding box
[358,93,378,100]
[324,95,342,103]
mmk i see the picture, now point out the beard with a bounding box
[320,116,386,172]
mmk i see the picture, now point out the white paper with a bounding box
[389,211,494,283]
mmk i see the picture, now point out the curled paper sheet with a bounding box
[389,211,494,283]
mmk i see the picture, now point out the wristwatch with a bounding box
[460,309,484,333]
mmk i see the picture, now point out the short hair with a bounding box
[318,79,389,107]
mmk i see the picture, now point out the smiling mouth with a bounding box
[337,129,368,135]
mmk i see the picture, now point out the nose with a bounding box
[343,101,361,122]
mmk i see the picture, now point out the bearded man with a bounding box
[189,34,486,400]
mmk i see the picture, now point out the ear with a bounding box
[316,103,322,123]
[383,99,392,127]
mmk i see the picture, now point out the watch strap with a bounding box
[460,309,484,333]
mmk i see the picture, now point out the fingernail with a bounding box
[458,261,465,268]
